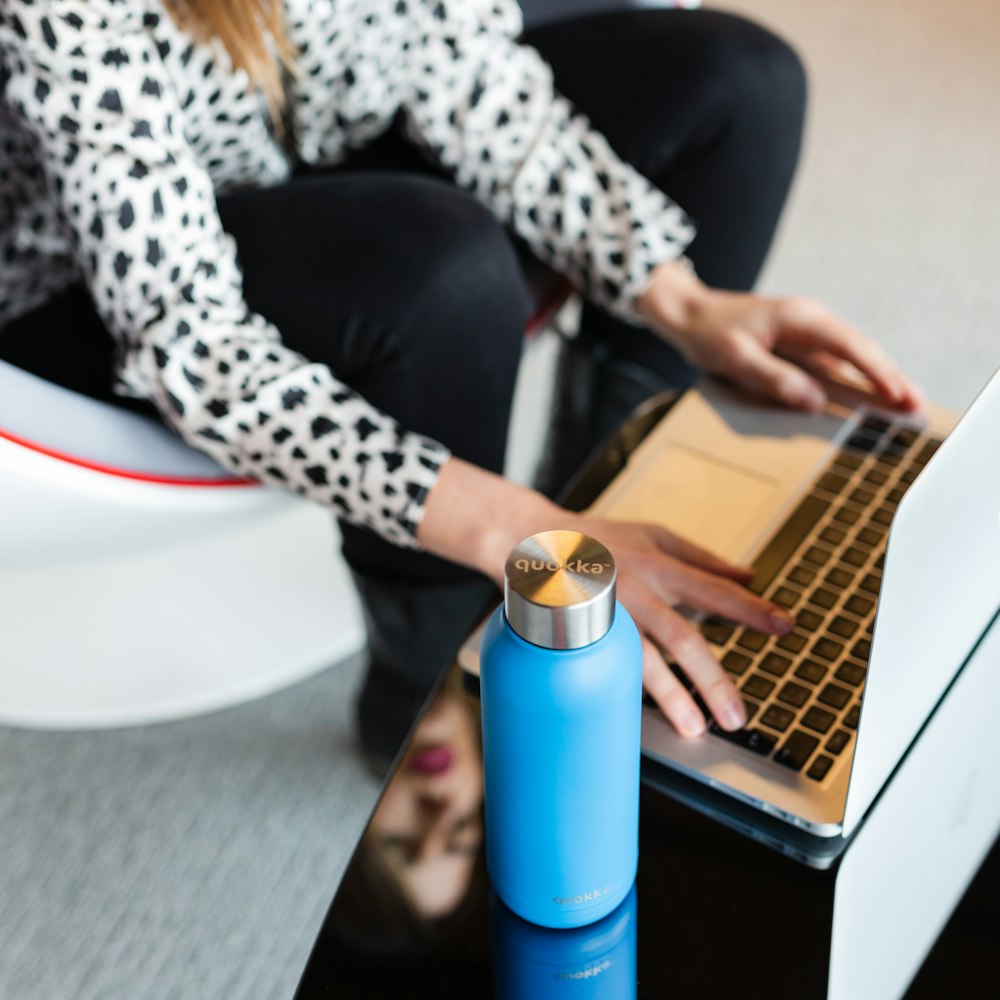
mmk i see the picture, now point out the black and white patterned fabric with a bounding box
[0,0,695,546]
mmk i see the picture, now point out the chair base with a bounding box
[0,502,364,729]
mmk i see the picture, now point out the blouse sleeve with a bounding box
[293,0,697,326]
[0,0,449,546]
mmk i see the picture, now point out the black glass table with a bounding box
[295,394,1000,999]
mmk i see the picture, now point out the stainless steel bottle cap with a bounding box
[504,530,617,650]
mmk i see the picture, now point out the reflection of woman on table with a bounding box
[330,675,489,957]
[370,678,485,919]
[0,1,923,752]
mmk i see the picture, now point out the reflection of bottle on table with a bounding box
[481,531,643,928]
[491,883,638,999]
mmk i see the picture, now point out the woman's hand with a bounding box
[637,260,924,413]
[557,513,792,736]
[418,459,794,737]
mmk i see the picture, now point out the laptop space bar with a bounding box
[749,494,830,595]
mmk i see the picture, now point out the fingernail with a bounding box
[785,376,824,410]
[770,610,795,634]
[719,700,746,731]
[799,385,826,410]
[679,708,706,737]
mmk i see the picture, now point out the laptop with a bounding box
[460,365,1000,841]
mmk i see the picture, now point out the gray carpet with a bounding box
[3,1,998,998]
[0,653,379,1000]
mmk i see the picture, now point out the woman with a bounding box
[0,0,920,754]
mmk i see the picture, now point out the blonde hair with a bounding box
[164,1,296,121]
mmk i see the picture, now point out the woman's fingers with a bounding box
[657,560,795,635]
[648,524,754,582]
[773,298,922,410]
[640,637,708,737]
[624,578,746,733]
[723,333,828,411]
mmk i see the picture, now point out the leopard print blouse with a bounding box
[0,0,694,546]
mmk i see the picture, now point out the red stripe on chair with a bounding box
[0,427,256,488]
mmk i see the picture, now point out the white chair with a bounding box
[0,359,364,729]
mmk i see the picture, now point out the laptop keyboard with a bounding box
[650,413,943,783]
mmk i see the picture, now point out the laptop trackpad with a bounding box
[602,444,781,561]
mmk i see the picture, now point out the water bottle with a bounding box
[480,530,643,928]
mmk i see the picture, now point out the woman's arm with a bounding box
[419,457,795,736]
[0,0,448,546]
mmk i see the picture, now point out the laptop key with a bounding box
[846,432,880,453]
[887,487,905,505]
[737,629,769,653]
[832,505,860,526]
[871,506,895,525]
[825,566,854,589]
[760,704,796,732]
[855,527,883,547]
[859,573,882,595]
[841,547,868,567]
[899,467,919,485]
[851,638,872,662]
[776,631,808,654]
[811,636,844,661]
[807,755,835,782]
[861,415,891,434]
[702,619,735,644]
[843,704,861,729]
[849,487,875,506]
[761,652,793,677]
[819,525,846,546]
[788,565,817,588]
[774,730,821,771]
[795,659,828,685]
[742,674,776,700]
[818,683,852,709]
[801,705,836,734]
[834,449,864,471]
[796,608,825,632]
[709,723,777,756]
[771,586,801,609]
[817,471,849,494]
[743,698,761,723]
[722,650,753,676]
[777,681,811,708]
[809,587,838,610]
[844,594,874,616]
[835,662,866,687]
[915,439,942,464]
[890,428,919,450]
[749,493,831,595]
[828,615,859,639]
[825,729,851,755]
[803,546,832,567]
[863,468,888,487]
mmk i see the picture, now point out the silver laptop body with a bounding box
[590,368,1000,838]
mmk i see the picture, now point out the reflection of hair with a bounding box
[329,820,490,959]
[164,1,295,119]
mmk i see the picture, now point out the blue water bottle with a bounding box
[480,530,643,928]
